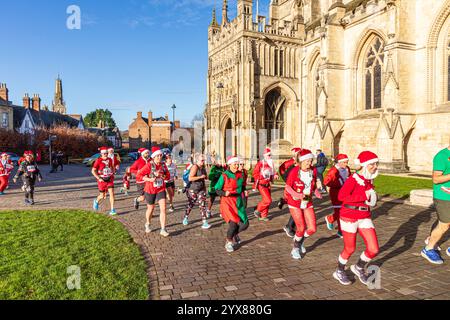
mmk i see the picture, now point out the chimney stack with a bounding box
[148,111,153,124]
[32,94,41,111]
[137,111,143,119]
[0,83,9,103]
[23,94,31,109]
[165,113,169,121]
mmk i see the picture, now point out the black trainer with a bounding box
[133,197,139,210]
[350,265,369,285]
[283,226,295,238]
[333,269,352,286]
[277,198,285,210]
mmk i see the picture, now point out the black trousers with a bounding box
[22,176,36,200]
[227,221,249,240]
[287,215,296,232]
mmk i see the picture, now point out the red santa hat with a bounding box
[151,146,163,158]
[138,148,150,155]
[1,152,8,157]
[99,147,109,153]
[108,147,114,151]
[263,148,271,156]
[227,155,240,165]
[298,149,314,162]
[336,154,349,163]
[24,150,34,156]
[354,151,379,167]
[239,156,245,164]
[291,147,302,155]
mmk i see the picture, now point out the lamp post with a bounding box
[171,104,177,130]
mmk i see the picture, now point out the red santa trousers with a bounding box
[0,176,9,192]
[289,207,317,238]
[256,185,272,218]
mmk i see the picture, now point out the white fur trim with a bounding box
[339,255,348,265]
[227,157,240,165]
[294,235,303,242]
[338,158,349,163]
[299,153,314,162]
[358,218,375,230]
[360,158,379,167]
[353,173,365,186]
[151,150,163,158]
[340,219,359,234]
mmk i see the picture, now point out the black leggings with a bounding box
[227,221,249,240]
[22,177,36,200]
[286,216,296,232]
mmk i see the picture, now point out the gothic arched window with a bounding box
[265,88,286,143]
[364,37,385,110]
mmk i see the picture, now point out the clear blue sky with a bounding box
[1,0,270,130]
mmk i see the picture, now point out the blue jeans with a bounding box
[316,166,326,189]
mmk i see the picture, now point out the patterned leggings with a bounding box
[185,190,208,219]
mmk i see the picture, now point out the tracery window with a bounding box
[364,37,385,110]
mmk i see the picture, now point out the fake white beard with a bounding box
[361,166,379,180]
[265,157,274,169]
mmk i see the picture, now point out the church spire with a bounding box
[52,76,67,114]
[211,7,219,27]
[222,0,229,26]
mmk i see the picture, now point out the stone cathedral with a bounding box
[205,0,450,173]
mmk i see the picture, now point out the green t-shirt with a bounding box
[433,148,450,201]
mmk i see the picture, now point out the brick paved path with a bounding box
[1,164,449,300]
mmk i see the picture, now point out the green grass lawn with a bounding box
[0,210,148,300]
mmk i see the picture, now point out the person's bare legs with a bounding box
[167,187,174,208]
[108,188,115,210]
[97,192,106,205]
[158,199,167,229]
[427,221,450,249]
[138,195,145,202]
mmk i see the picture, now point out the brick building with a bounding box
[0,83,14,130]
[128,111,181,150]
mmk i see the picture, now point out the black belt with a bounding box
[259,183,270,188]
[344,205,369,211]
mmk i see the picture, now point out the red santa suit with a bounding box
[129,149,151,195]
[136,161,169,195]
[337,151,380,268]
[278,148,302,206]
[324,154,351,232]
[108,148,121,172]
[253,148,276,218]
[92,156,115,192]
[284,150,321,240]
[0,154,14,193]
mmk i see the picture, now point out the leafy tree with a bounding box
[84,109,117,128]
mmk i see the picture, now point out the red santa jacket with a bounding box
[324,165,351,206]
[279,158,296,181]
[338,173,375,220]
[0,160,14,177]
[129,157,151,184]
[109,154,121,172]
[285,166,318,209]
[92,157,115,180]
[136,161,169,194]
[252,160,275,188]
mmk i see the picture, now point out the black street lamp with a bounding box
[171,104,177,130]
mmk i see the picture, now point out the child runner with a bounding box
[253,148,279,222]
[136,146,170,237]
[13,151,42,205]
[120,167,131,196]
[165,154,178,213]
[284,149,322,260]
[92,147,117,215]
[215,156,249,252]
[183,154,211,229]
[130,148,152,210]
[333,151,380,286]
[0,152,14,195]
[324,154,351,238]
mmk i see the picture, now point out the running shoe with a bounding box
[350,265,369,285]
[145,223,151,234]
[169,206,175,213]
[300,244,306,255]
[277,198,285,210]
[93,199,99,211]
[225,241,234,253]
[29,200,35,206]
[283,226,295,238]
[446,247,450,257]
[0,192,4,195]
[206,210,212,219]
[133,197,139,210]
[425,236,441,251]
[160,229,170,237]
[234,235,241,245]
[333,269,351,286]
[109,209,117,216]
[291,248,301,260]
[336,231,343,238]
[254,210,261,219]
[259,217,269,222]
[182,216,189,226]
[421,247,444,265]
[325,215,334,231]
[201,220,211,230]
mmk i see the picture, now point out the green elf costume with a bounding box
[215,156,249,253]
[207,161,226,217]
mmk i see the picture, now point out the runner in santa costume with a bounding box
[107,147,121,173]
[165,154,178,213]
[0,152,14,195]
[136,146,170,237]
[92,147,117,215]
[253,148,279,221]
[284,149,323,259]
[324,154,352,237]
[333,151,380,286]
[13,151,42,205]
[215,156,249,253]
[277,147,302,211]
[130,148,152,210]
